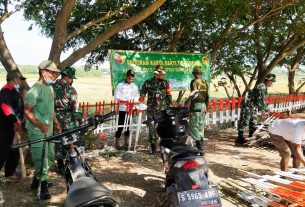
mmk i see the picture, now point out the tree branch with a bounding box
[60,0,166,68]
[67,5,131,41]
[0,11,13,24]
[168,22,185,52]
[234,1,298,36]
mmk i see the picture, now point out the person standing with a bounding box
[0,71,26,177]
[114,69,139,150]
[236,73,276,144]
[189,66,209,155]
[139,65,172,154]
[53,67,81,174]
[268,118,305,171]
[24,60,61,200]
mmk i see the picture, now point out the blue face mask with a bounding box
[42,71,54,85]
[44,77,54,85]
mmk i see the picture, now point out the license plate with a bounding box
[177,188,222,207]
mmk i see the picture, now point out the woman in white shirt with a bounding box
[268,118,305,171]
[114,69,139,150]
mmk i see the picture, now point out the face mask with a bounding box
[14,83,20,90]
[44,77,54,85]
[42,71,54,85]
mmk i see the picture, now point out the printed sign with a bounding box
[109,50,210,91]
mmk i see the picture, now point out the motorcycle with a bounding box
[144,106,222,207]
[12,111,119,207]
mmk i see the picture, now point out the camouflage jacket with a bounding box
[140,78,172,113]
[190,77,209,107]
[243,83,268,112]
[53,79,81,130]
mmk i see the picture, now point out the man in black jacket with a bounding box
[0,71,26,177]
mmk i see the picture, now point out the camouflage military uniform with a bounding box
[140,77,172,147]
[237,83,268,135]
[53,79,81,130]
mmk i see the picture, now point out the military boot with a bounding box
[40,181,51,200]
[235,131,246,144]
[150,143,157,155]
[31,175,53,190]
[249,127,257,138]
[195,139,204,156]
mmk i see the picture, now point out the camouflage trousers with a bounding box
[147,106,162,145]
[237,105,258,133]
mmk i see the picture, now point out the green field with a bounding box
[0,66,305,103]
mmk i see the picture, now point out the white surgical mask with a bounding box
[14,83,20,90]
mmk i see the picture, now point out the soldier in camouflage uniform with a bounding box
[236,73,276,144]
[189,66,209,155]
[52,67,81,174]
[139,65,172,154]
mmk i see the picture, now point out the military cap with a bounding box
[62,67,77,79]
[6,71,26,81]
[154,65,165,74]
[265,73,276,82]
[192,66,202,74]
[38,60,60,72]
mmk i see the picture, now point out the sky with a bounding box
[2,11,83,66]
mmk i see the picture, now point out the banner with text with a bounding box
[109,50,210,91]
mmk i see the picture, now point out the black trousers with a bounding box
[0,128,19,177]
[115,111,130,138]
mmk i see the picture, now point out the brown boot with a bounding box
[115,137,122,150]
[123,136,129,150]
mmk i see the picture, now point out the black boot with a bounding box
[235,131,246,144]
[31,174,53,190]
[57,159,65,176]
[30,175,39,190]
[195,140,204,156]
[249,127,257,138]
[40,181,51,200]
[150,143,157,155]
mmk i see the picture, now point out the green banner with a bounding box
[109,50,210,91]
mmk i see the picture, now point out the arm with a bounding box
[114,83,121,101]
[53,112,61,133]
[139,80,148,103]
[134,85,140,101]
[24,103,49,135]
[165,81,172,107]
[257,84,268,112]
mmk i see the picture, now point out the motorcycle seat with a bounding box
[64,176,116,207]
[169,144,200,162]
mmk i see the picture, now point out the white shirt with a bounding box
[268,118,305,144]
[114,81,139,111]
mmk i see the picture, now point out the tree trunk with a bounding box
[0,25,29,93]
[49,0,76,65]
[288,69,296,94]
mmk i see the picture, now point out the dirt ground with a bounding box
[0,127,281,207]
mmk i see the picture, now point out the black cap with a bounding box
[7,71,26,81]
[126,69,135,77]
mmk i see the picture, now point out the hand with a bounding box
[170,102,177,107]
[54,123,62,134]
[261,111,266,120]
[14,122,23,134]
[139,96,145,103]
[38,123,49,136]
